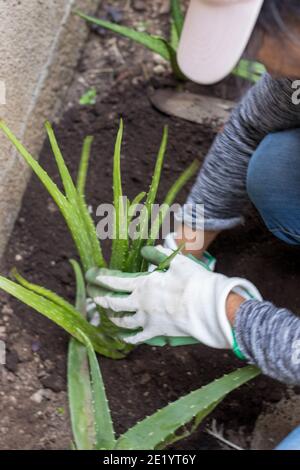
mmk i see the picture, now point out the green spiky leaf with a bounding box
[68,260,96,450]
[76,11,175,61]
[0,121,105,272]
[77,329,116,450]
[76,11,185,80]
[110,119,129,270]
[148,159,199,246]
[127,126,168,272]
[233,59,266,83]
[0,275,125,358]
[170,0,184,38]
[77,136,94,196]
[115,366,260,450]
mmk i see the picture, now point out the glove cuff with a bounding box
[217,277,262,349]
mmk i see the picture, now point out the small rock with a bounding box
[1,305,13,316]
[8,396,17,405]
[160,0,171,14]
[31,340,41,353]
[5,350,19,373]
[47,200,58,213]
[140,373,151,385]
[42,389,53,400]
[153,64,166,75]
[44,359,54,371]
[40,373,65,393]
[14,340,32,362]
[106,6,123,23]
[15,254,23,262]
[132,0,146,12]
[0,326,6,337]
[30,389,44,404]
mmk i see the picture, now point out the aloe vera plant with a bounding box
[0,119,198,358]
[68,257,260,450]
[0,119,261,450]
[76,1,265,84]
[72,302,260,450]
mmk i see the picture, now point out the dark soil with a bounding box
[1,0,299,451]
[1,79,298,450]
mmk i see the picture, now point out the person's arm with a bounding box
[226,294,300,385]
[178,73,300,236]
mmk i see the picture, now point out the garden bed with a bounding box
[1,0,300,450]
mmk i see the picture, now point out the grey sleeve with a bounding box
[179,74,300,231]
[235,300,300,385]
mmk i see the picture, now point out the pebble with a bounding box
[14,342,32,362]
[153,64,166,75]
[106,6,123,23]
[30,389,44,404]
[132,0,146,12]
[1,305,13,316]
[0,326,6,337]
[140,373,151,385]
[5,350,19,373]
[40,373,65,393]
[31,340,41,353]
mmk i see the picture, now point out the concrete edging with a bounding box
[0,0,99,262]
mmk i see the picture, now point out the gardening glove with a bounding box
[164,232,216,271]
[86,247,262,349]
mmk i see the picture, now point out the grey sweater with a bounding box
[183,74,300,384]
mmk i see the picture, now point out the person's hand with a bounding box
[164,232,216,271]
[174,224,219,260]
[86,247,262,349]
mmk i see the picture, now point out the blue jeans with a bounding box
[247,128,300,245]
[275,425,300,450]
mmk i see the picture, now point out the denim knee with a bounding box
[247,129,300,245]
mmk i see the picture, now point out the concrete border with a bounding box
[0,0,99,262]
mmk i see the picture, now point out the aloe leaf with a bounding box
[45,122,104,269]
[232,59,266,83]
[148,159,199,247]
[68,260,96,450]
[110,120,129,270]
[128,191,146,226]
[140,244,183,271]
[77,329,116,450]
[77,136,94,197]
[170,0,184,38]
[115,366,260,450]
[156,399,222,450]
[11,268,81,315]
[77,190,107,269]
[45,121,78,201]
[145,126,168,211]
[170,21,180,50]
[156,242,184,270]
[0,121,94,271]
[76,11,174,62]
[0,121,105,271]
[130,192,146,210]
[0,275,125,358]
[127,126,168,271]
[0,121,68,211]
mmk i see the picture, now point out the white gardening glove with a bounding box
[90,248,262,349]
[164,232,216,271]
